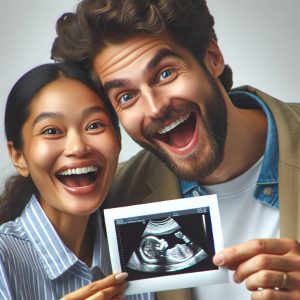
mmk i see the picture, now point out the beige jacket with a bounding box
[105,86,300,300]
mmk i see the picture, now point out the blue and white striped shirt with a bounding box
[0,196,153,300]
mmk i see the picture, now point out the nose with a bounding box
[64,131,92,157]
[142,85,171,119]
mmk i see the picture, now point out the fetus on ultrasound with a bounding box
[127,217,208,273]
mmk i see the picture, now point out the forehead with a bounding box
[93,35,184,79]
[30,78,104,112]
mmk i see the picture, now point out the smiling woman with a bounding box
[1,63,120,223]
[0,63,137,299]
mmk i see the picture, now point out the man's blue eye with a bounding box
[119,93,134,104]
[159,70,173,81]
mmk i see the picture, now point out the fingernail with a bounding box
[115,272,128,283]
[233,272,241,283]
[213,253,224,266]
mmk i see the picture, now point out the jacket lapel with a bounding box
[245,86,300,240]
[156,289,192,300]
[140,156,181,204]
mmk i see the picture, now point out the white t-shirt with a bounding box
[192,157,279,299]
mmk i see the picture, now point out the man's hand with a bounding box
[213,238,300,299]
[60,272,128,300]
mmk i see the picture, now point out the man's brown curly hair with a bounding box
[52,0,233,91]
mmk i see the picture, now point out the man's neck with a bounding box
[199,107,267,186]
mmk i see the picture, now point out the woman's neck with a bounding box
[43,209,95,266]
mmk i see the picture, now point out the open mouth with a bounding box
[56,165,100,188]
[153,112,197,148]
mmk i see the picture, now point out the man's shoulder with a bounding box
[113,149,169,193]
[285,102,300,115]
[105,149,180,207]
[233,85,300,116]
[117,149,162,175]
[234,85,299,105]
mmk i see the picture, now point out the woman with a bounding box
[0,63,128,299]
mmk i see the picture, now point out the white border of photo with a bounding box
[104,194,228,295]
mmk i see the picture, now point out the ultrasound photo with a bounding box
[114,207,217,281]
[127,217,208,272]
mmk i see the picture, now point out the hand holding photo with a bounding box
[104,194,228,295]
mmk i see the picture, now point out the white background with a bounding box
[1,0,299,190]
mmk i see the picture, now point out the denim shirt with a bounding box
[180,91,279,209]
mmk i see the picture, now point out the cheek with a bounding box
[119,110,142,139]
[94,132,120,164]
[178,75,216,116]
[95,134,120,188]
[178,75,206,100]
[161,74,208,109]
[26,140,61,174]
[106,141,120,166]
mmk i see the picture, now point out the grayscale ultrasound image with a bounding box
[114,207,218,281]
[127,217,208,272]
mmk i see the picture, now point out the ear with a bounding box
[203,40,225,78]
[7,141,29,177]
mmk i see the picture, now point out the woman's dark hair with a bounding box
[51,0,233,91]
[0,62,120,224]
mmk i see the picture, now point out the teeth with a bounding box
[58,165,98,176]
[158,113,191,134]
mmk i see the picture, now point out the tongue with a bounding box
[168,116,195,148]
[62,174,91,188]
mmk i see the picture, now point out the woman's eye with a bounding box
[118,93,134,104]
[86,121,105,131]
[42,128,61,135]
[159,69,173,81]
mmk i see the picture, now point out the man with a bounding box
[51,0,300,299]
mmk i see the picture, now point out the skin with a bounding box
[60,273,129,300]
[213,239,300,299]
[94,35,267,185]
[93,35,300,298]
[8,78,127,299]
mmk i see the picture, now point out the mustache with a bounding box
[142,103,200,138]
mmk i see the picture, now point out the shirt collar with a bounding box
[180,90,279,208]
[21,196,109,280]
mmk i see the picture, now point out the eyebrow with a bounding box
[146,48,182,70]
[32,112,64,128]
[103,79,130,93]
[32,106,106,128]
[103,48,182,93]
[82,105,107,118]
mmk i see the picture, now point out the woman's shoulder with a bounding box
[0,218,30,255]
[0,218,42,284]
[0,217,22,233]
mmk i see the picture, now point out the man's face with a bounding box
[94,35,227,182]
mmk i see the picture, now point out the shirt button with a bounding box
[192,190,200,197]
[263,187,272,196]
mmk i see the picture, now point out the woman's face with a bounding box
[16,78,120,221]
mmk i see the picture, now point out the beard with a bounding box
[134,77,227,183]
